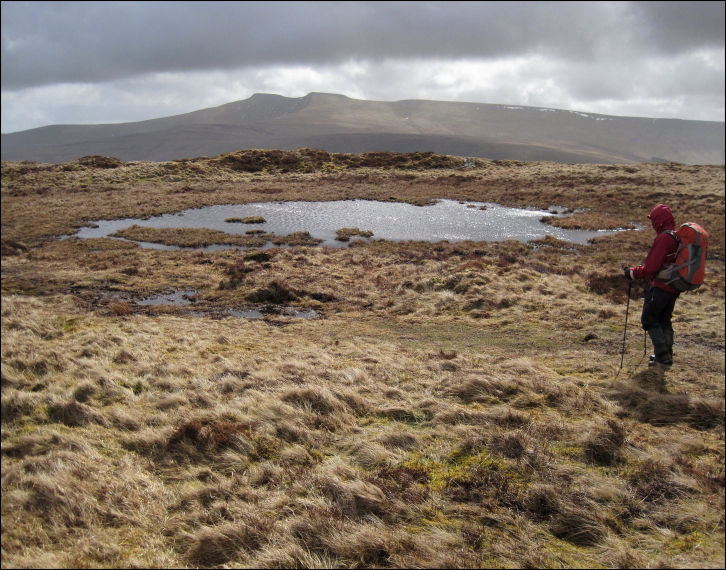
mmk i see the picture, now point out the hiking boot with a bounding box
[648,350,672,367]
[647,329,673,367]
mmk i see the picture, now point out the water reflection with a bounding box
[71,199,629,249]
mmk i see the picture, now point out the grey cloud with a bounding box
[632,1,725,52]
[555,52,724,102]
[2,51,722,134]
[3,1,723,90]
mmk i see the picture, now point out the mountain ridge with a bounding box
[2,92,723,165]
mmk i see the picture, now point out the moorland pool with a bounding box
[71,199,631,250]
[136,289,319,318]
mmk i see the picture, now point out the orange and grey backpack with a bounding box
[655,223,709,291]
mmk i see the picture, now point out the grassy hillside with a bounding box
[2,150,724,568]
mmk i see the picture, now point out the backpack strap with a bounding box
[663,230,678,241]
[660,229,680,267]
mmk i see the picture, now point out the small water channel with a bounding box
[71,199,629,250]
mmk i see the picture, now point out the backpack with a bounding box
[655,223,709,291]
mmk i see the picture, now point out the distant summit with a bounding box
[2,92,723,164]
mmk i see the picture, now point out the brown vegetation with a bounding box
[109,225,323,248]
[225,216,266,224]
[1,151,724,568]
[335,228,375,242]
[541,211,638,230]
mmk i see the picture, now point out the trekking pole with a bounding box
[616,281,632,378]
[633,330,647,372]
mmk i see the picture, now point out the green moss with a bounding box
[419,509,459,529]
[30,404,49,422]
[401,449,512,492]
[402,455,463,491]
[551,443,583,459]
[52,316,80,333]
[17,423,41,435]
[308,449,325,463]
[326,163,347,172]
[511,393,548,409]
[540,536,604,568]
[663,530,722,556]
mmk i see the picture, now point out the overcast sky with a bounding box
[2,1,724,133]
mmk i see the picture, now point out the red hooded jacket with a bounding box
[631,204,679,293]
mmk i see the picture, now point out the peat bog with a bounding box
[2,150,724,568]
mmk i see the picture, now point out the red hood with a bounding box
[647,204,676,233]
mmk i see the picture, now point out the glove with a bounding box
[623,267,633,280]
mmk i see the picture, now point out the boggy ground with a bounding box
[1,150,724,568]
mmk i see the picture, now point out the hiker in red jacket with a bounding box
[624,204,680,366]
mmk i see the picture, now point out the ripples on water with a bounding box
[72,199,627,249]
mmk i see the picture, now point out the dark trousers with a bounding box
[641,286,679,332]
[641,285,679,353]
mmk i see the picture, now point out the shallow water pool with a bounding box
[71,199,629,249]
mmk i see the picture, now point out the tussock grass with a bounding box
[607,381,724,429]
[2,153,724,568]
[583,419,626,465]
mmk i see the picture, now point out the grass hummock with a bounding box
[225,216,266,224]
[335,227,374,242]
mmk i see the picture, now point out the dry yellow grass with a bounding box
[2,151,724,568]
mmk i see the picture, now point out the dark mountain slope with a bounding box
[2,92,723,164]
